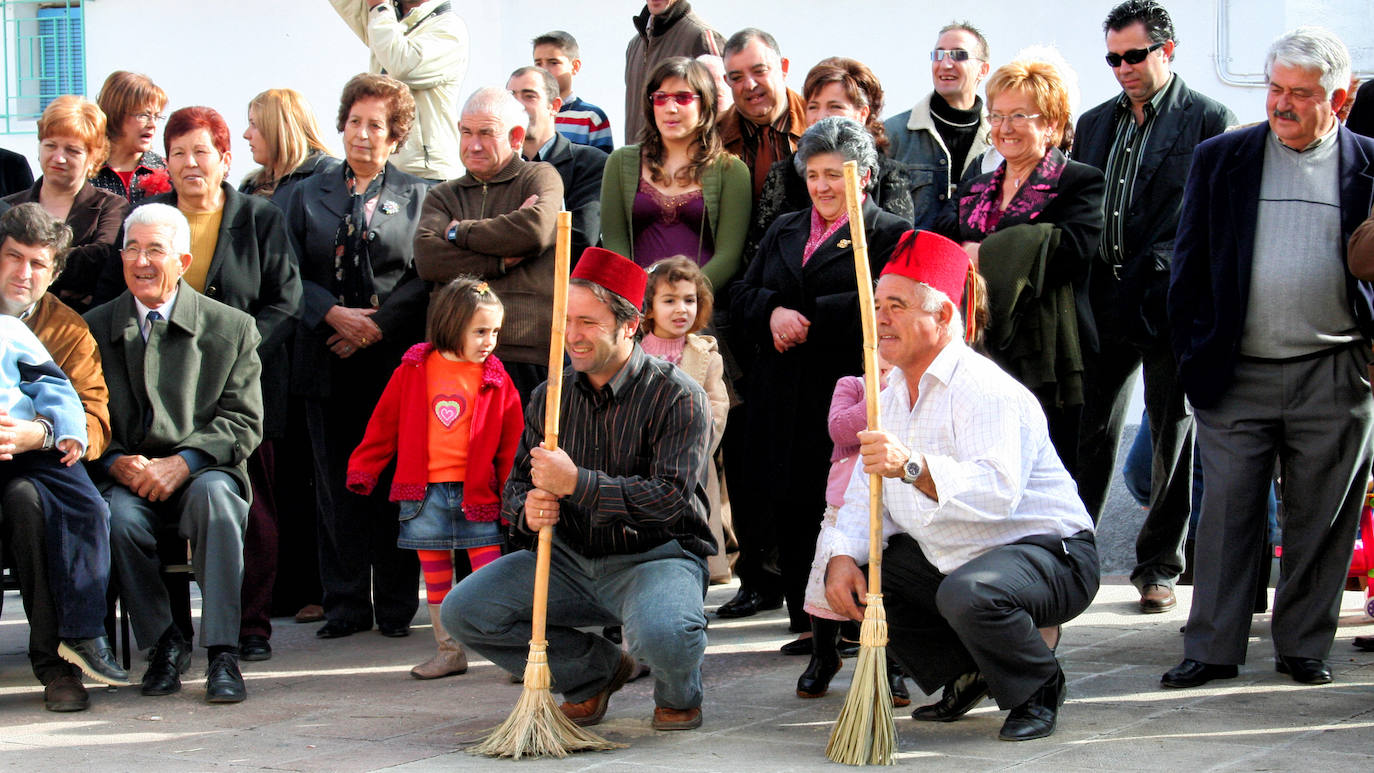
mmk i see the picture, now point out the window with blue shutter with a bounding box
[1,1,85,135]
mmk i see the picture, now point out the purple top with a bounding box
[631,177,714,268]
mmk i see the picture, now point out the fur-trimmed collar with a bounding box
[401,342,507,388]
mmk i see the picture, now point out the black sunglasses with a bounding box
[1105,40,1165,67]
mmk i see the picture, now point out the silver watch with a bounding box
[900,456,922,485]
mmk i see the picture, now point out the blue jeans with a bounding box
[443,535,708,709]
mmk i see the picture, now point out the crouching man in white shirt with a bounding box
[821,230,1099,742]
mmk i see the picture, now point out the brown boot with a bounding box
[410,604,468,680]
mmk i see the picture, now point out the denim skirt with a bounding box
[397,482,503,549]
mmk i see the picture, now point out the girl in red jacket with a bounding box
[347,277,523,680]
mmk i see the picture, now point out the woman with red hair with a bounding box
[2,95,128,311]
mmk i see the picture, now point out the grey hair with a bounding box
[0,202,73,275]
[461,86,530,138]
[1264,26,1351,98]
[571,278,642,327]
[911,282,963,338]
[794,116,879,183]
[124,203,191,256]
[509,65,560,107]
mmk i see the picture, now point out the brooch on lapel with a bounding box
[380,200,399,215]
[837,239,851,249]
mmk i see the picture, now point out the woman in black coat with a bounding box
[938,59,1104,472]
[284,73,433,641]
[731,117,907,645]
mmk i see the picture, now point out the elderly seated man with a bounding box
[0,204,128,712]
[821,231,1099,742]
[84,203,263,703]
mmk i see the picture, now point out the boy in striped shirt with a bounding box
[533,30,614,152]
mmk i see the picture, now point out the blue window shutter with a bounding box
[36,5,83,112]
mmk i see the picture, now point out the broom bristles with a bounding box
[825,594,896,766]
[470,643,624,760]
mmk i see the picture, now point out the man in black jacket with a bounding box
[1071,0,1233,614]
[508,66,607,263]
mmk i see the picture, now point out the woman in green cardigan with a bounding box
[599,56,750,291]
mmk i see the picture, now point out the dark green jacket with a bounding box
[85,282,264,496]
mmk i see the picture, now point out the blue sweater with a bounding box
[0,314,86,449]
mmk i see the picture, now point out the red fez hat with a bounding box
[571,247,647,308]
[880,230,970,306]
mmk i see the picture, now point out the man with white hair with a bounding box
[821,230,1098,742]
[414,87,563,399]
[1165,26,1374,688]
[85,203,263,703]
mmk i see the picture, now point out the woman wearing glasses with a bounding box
[92,71,171,205]
[937,58,1104,471]
[599,56,750,290]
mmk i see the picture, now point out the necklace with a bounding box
[931,110,980,128]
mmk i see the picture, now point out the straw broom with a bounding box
[825,161,896,767]
[471,211,623,760]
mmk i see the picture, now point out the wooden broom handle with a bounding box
[530,211,572,644]
[842,161,883,597]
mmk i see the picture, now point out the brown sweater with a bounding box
[24,292,110,459]
[414,155,563,366]
[1349,209,1374,281]
[623,1,723,145]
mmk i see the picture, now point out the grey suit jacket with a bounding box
[85,282,264,495]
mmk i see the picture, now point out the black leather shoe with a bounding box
[837,638,860,658]
[888,663,910,708]
[1275,656,1332,684]
[1355,635,1374,652]
[44,673,89,712]
[912,670,988,722]
[714,588,783,619]
[796,652,842,698]
[780,636,813,656]
[205,652,247,703]
[378,621,410,638]
[59,636,131,686]
[1161,659,1238,688]
[999,666,1065,741]
[239,635,272,662]
[316,619,369,639]
[141,630,192,696]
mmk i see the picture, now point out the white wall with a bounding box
[1,0,1367,174]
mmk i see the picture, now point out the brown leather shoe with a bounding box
[652,706,702,730]
[558,653,636,727]
[294,604,325,624]
[44,673,89,712]
[1139,584,1177,613]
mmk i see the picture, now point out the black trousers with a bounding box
[0,478,76,684]
[884,531,1099,709]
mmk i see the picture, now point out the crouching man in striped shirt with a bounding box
[444,247,714,731]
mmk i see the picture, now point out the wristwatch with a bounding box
[900,455,922,486]
[446,223,460,244]
[35,416,55,452]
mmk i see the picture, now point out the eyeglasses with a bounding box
[931,49,980,63]
[133,112,165,125]
[651,91,701,107]
[120,245,169,262]
[1105,41,1166,67]
[988,112,1042,127]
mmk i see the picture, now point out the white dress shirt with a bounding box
[134,289,178,341]
[820,338,1093,575]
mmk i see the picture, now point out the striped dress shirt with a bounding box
[1098,77,1172,270]
[505,344,716,558]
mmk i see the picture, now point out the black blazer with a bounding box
[943,152,1106,352]
[1168,123,1374,408]
[4,179,129,311]
[1073,75,1234,342]
[539,133,606,262]
[0,147,33,197]
[284,161,433,397]
[731,199,908,492]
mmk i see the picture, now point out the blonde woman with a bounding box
[240,88,339,207]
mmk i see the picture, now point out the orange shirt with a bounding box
[425,351,482,482]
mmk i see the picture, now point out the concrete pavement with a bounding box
[1,579,1371,771]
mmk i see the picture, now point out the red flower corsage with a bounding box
[138,169,172,196]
